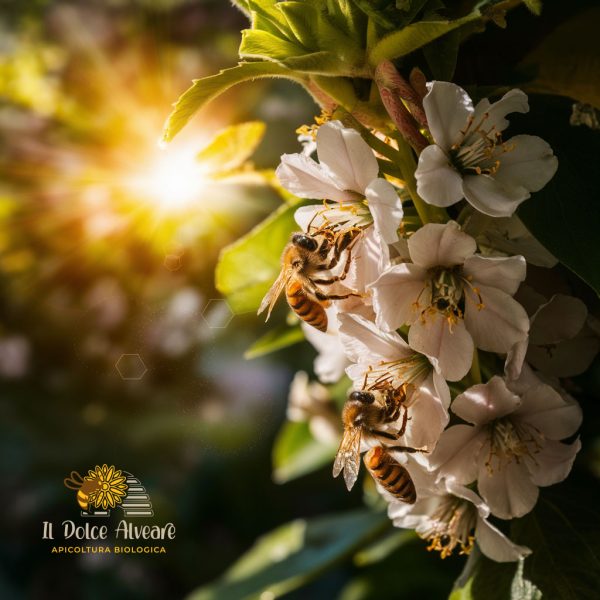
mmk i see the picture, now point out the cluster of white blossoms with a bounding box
[273,81,595,562]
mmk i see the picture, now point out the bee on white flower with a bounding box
[276,120,404,293]
[338,313,450,452]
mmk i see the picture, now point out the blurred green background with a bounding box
[0,1,362,597]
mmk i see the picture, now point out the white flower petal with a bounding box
[404,377,449,450]
[476,516,531,562]
[415,145,465,207]
[462,173,527,218]
[316,120,378,193]
[504,336,529,381]
[365,178,402,244]
[432,370,451,409]
[516,384,582,440]
[408,313,473,381]
[294,205,323,231]
[452,377,521,424]
[345,228,388,293]
[474,214,558,268]
[370,263,428,331]
[428,424,484,483]
[423,81,474,150]
[338,312,410,363]
[478,459,539,519]
[464,285,529,353]
[302,308,349,384]
[529,294,588,346]
[277,153,355,201]
[527,438,581,487]
[463,255,526,296]
[472,89,529,133]
[408,221,476,269]
[527,333,600,378]
[494,135,558,193]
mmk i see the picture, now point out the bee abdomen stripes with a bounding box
[286,287,328,332]
[364,447,416,504]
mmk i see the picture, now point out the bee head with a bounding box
[349,390,375,404]
[292,234,318,252]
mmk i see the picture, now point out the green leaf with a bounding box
[522,0,542,16]
[244,325,304,359]
[368,9,482,65]
[422,29,460,80]
[240,29,307,61]
[449,546,521,600]
[215,200,314,314]
[187,510,390,600]
[515,95,600,295]
[521,7,600,108]
[277,2,318,49]
[231,0,251,16]
[272,420,338,483]
[451,487,600,600]
[196,121,266,175]
[511,494,600,599]
[283,51,347,76]
[350,0,396,29]
[353,529,416,566]
[162,62,299,143]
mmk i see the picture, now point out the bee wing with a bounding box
[257,268,291,320]
[333,427,362,491]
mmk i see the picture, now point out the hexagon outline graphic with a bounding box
[201,298,234,329]
[115,353,148,380]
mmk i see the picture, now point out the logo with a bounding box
[41,464,174,555]
[63,464,153,517]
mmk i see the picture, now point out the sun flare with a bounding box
[124,142,211,212]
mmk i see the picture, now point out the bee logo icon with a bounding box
[64,465,153,517]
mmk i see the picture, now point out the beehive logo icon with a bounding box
[64,465,154,517]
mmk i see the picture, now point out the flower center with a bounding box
[413,267,485,328]
[485,418,544,472]
[418,495,477,559]
[430,268,464,313]
[361,354,432,400]
[448,112,514,176]
[308,200,372,233]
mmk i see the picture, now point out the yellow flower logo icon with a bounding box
[85,465,128,510]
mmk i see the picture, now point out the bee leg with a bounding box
[370,429,402,441]
[314,291,362,301]
[321,229,361,275]
[392,446,428,454]
[395,405,409,436]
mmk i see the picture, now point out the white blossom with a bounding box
[287,371,341,445]
[429,372,582,519]
[370,221,529,381]
[388,463,530,562]
[415,82,558,217]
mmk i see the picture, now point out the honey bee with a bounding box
[333,377,422,491]
[63,471,100,512]
[257,225,362,332]
[364,445,416,504]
